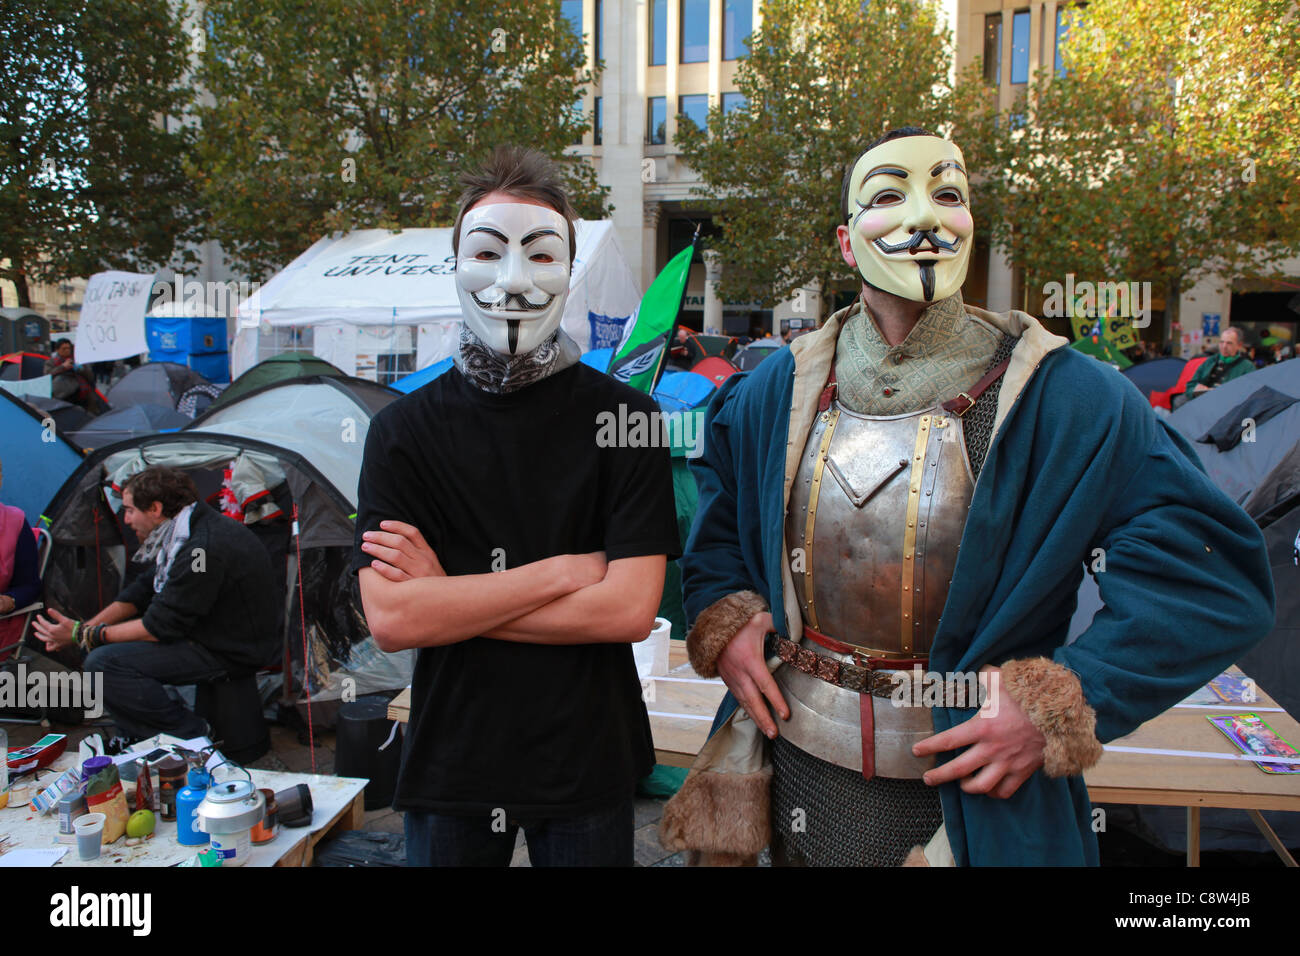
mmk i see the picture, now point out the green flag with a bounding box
[608,243,694,393]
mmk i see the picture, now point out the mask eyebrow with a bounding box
[861,165,908,184]
[466,226,509,243]
[930,160,967,179]
[522,228,561,245]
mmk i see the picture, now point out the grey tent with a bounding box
[41,375,409,719]
[106,361,212,411]
[67,403,190,451]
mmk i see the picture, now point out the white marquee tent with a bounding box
[231,222,642,381]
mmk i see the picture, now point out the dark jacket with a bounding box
[116,501,279,671]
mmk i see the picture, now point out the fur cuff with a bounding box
[902,846,929,867]
[686,590,768,678]
[1000,657,1104,777]
[659,766,771,862]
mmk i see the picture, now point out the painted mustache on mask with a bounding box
[872,230,962,256]
[469,291,554,312]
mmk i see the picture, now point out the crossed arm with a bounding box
[358,521,666,651]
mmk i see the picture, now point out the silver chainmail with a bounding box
[962,334,1018,480]
[768,333,1017,867]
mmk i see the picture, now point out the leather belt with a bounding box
[775,634,911,697]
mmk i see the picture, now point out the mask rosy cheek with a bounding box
[856,211,896,238]
[945,209,974,236]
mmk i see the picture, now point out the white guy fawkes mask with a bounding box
[843,136,973,303]
[455,201,572,356]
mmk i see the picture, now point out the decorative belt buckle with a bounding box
[952,392,975,416]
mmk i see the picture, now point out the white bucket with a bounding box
[633,617,672,679]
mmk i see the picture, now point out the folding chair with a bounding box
[0,526,51,664]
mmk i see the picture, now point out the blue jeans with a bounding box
[404,798,635,867]
[83,640,229,740]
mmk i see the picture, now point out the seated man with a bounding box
[1187,326,1254,398]
[33,465,279,741]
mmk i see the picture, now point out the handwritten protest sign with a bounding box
[75,271,156,363]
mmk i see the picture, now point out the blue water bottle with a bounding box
[176,768,211,846]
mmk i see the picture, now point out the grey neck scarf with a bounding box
[455,326,581,394]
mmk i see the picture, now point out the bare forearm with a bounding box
[486,557,666,646]
[86,602,137,627]
[360,556,582,651]
[102,619,157,644]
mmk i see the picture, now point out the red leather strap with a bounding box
[802,624,928,671]
[942,357,1011,416]
[817,368,838,412]
[860,693,875,781]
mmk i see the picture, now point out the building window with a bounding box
[650,0,667,65]
[1056,3,1087,77]
[723,0,752,60]
[681,0,709,63]
[648,96,667,144]
[1010,9,1030,84]
[572,95,585,146]
[561,0,582,37]
[679,93,709,133]
[594,96,602,146]
[983,13,1002,86]
[722,92,747,115]
[595,0,603,62]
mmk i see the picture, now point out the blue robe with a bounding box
[680,341,1275,866]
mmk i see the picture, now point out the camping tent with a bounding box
[41,375,411,707]
[22,395,92,436]
[229,222,642,380]
[106,362,212,411]
[733,339,783,372]
[207,352,346,412]
[0,388,84,526]
[67,404,190,451]
[1120,356,1185,399]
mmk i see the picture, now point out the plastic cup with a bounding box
[75,812,106,861]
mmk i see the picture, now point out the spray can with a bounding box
[176,767,211,846]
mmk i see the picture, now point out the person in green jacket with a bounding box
[1188,326,1255,397]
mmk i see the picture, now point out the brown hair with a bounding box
[122,466,198,519]
[451,146,578,264]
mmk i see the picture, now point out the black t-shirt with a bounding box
[350,362,680,817]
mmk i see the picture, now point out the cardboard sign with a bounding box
[75,271,156,363]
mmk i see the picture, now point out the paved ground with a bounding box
[5,715,686,866]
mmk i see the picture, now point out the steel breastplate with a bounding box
[775,401,975,776]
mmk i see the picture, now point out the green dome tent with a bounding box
[206,352,347,412]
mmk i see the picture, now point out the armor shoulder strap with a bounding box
[942,357,1011,417]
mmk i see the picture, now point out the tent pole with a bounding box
[281,549,297,706]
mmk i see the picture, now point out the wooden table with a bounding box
[0,764,367,868]
[387,642,727,768]
[1085,676,1300,867]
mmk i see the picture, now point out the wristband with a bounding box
[71,619,82,648]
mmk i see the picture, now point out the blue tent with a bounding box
[580,347,614,373]
[653,369,716,413]
[0,388,84,526]
[391,357,454,394]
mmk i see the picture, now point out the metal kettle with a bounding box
[194,764,265,836]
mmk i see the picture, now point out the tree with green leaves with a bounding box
[192,0,607,279]
[953,0,1300,339]
[674,0,954,316]
[0,0,199,308]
